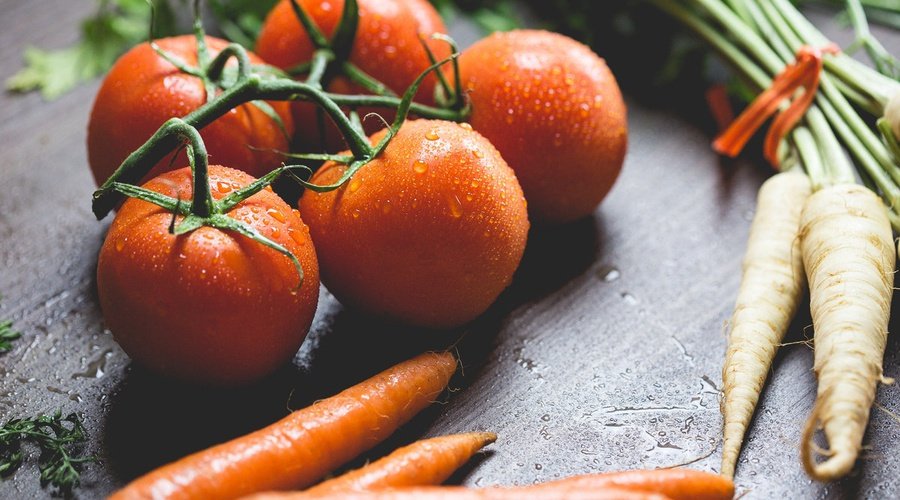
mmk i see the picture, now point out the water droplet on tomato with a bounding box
[216,181,232,194]
[425,130,440,141]
[352,209,361,219]
[448,195,463,219]
[466,194,474,202]
[472,149,484,159]
[471,180,480,188]
[458,122,473,131]
[413,160,428,174]
[267,208,285,223]
[348,178,361,193]
[289,228,306,246]
[115,238,125,252]
[382,202,392,214]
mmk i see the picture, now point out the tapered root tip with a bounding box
[803,450,858,482]
[801,411,858,482]
[721,417,752,478]
[477,432,498,445]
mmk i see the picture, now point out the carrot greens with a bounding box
[0,320,21,354]
[0,412,96,494]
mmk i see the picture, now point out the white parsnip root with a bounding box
[799,184,895,481]
[720,171,811,478]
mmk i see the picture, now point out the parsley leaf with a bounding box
[6,0,176,100]
[0,320,19,354]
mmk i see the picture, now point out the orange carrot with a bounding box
[306,432,497,494]
[243,486,671,500]
[533,469,734,500]
[241,469,730,500]
[111,352,457,500]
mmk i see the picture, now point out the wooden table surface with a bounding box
[1,1,898,498]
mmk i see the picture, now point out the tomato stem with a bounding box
[289,0,329,50]
[306,49,333,88]
[92,48,464,219]
[190,0,216,101]
[206,43,251,84]
[342,62,397,97]
[330,0,359,65]
[422,34,465,112]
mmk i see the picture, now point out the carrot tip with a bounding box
[478,432,498,445]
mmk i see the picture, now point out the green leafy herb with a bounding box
[0,412,96,494]
[208,0,280,48]
[0,320,20,354]
[6,0,176,100]
[469,1,521,33]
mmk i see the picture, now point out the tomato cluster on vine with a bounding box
[88,0,627,385]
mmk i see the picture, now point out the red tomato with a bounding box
[457,30,628,224]
[299,120,529,328]
[87,35,294,186]
[97,166,319,385]
[255,0,449,150]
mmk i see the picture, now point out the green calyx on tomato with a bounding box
[107,118,309,286]
[151,1,291,139]
[91,41,460,218]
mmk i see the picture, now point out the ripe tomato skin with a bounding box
[87,35,294,187]
[97,166,319,386]
[255,0,449,149]
[457,30,628,224]
[299,120,529,328]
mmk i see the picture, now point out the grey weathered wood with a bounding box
[0,1,898,499]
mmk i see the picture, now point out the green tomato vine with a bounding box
[91,0,470,286]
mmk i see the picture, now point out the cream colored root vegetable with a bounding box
[720,171,811,478]
[799,184,895,481]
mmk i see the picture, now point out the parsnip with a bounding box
[799,183,895,481]
[721,171,811,478]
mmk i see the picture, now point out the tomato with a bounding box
[299,119,529,328]
[97,166,319,385]
[87,35,294,187]
[457,30,628,224]
[255,0,449,150]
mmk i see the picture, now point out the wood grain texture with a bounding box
[0,1,898,499]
